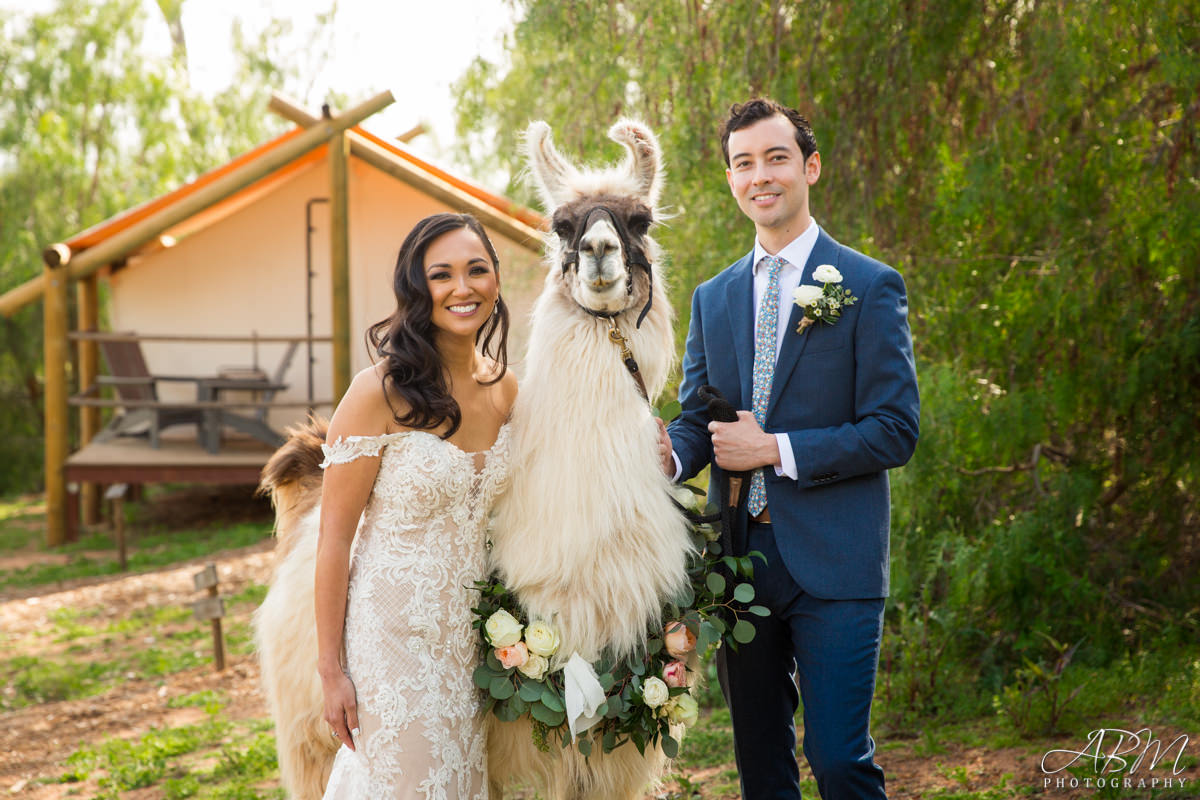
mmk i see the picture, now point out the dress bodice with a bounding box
[321,424,513,534]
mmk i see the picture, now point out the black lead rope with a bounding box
[668,385,750,536]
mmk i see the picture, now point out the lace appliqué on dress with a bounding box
[321,424,511,800]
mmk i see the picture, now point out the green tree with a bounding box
[0,0,327,494]
[454,0,1200,711]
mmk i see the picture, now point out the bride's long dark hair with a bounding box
[366,213,510,438]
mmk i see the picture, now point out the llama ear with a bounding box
[609,119,662,207]
[525,121,576,211]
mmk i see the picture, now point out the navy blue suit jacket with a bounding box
[668,230,919,600]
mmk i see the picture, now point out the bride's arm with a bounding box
[314,365,394,750]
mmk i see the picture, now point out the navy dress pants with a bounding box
[718,521,888,800]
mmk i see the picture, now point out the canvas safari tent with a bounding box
[0,92,547,546]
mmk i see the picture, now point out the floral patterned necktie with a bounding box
[747,255,786,516]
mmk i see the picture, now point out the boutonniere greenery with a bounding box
[792,264,857,334]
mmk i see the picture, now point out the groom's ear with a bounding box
[725,166,735,194]
[806,152,822,185]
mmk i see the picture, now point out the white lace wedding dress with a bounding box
[319,423,512,800]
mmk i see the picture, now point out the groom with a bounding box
[660,99,919,798]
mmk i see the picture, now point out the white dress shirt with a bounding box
[671,219,820,483]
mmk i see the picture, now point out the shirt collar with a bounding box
[752,217,820,274]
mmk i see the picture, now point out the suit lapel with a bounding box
[722,252,756,407]
[768,231,840,415]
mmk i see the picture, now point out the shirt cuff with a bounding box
[671,452,683,483]
[773,433,797,480]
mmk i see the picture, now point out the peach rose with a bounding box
[662,660,688,688]
[663,620,696,658]
[495,641,529,669]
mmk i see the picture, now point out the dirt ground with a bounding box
[1,512,1194,799]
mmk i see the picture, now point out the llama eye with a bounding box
[552,220,574,239]
[627,214,652,235]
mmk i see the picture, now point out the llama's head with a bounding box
[525,119,663,320]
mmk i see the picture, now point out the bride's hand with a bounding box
[321,669,360,751]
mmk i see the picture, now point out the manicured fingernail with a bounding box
[351,727,360,737]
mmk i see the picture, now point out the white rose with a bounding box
[518,652,549,681]
[524,619,560,657]
[484,609,524,647]
[793,285,824,308]
[666,693,699,726]
[812,264,843,284]
[641,676,670,708]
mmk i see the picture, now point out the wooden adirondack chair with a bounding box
[93,336,210,449]
[93,335,298,453]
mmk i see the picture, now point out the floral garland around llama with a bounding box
[472,476,767,759]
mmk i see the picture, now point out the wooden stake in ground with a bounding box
[191,563,226,672]
[105,483,129,570]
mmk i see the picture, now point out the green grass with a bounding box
[0,520,272,591]
[1,581,267,710]
[58,712,284,800]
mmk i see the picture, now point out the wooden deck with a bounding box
[65,434,276,485]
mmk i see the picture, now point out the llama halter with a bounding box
[558,204,656,329]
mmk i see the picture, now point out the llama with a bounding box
[253,119,693,800]
[484,119,693,799]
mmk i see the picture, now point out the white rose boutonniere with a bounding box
[793,264,857,334]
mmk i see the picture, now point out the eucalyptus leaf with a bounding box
[489,676,515,700]
[733,582,756,603]
[518,681,544,702]
[540,686,565,712]
[473,665,493,690]
[577,737,593,757]
[748,604,770,617]
[706,571,726,595]
[661,733,679,759]
[531,702,567,727]
[732,619,756,644]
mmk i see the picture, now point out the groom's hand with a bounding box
[709,411,781,472]
[654,417,675,477]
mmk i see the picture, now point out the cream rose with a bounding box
[666,693,699,726]
[518,652,549,681]
[495,641,528,669]
[484,609,524,647]
[812,264,843,284]
[524,619,560,657]
[663,620,696,658]
[641,676,670,708]
[662,660,688,688]
[793,284,824,307]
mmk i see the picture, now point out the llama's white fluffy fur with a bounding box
[485,120,693,799]
[253,477,337,800]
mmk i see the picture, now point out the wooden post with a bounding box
[192,563,226,672]
[42,245,71,546]
[105,483,128,570]
[329,129,352,404]
[77,274,101,526]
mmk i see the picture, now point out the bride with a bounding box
[314,212,516,798]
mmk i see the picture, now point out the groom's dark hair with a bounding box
[720,98,818,165]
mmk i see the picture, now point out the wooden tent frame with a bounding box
[1,90,548,547]
[38,92,393,546]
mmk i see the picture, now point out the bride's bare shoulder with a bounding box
[327,362,409,439]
